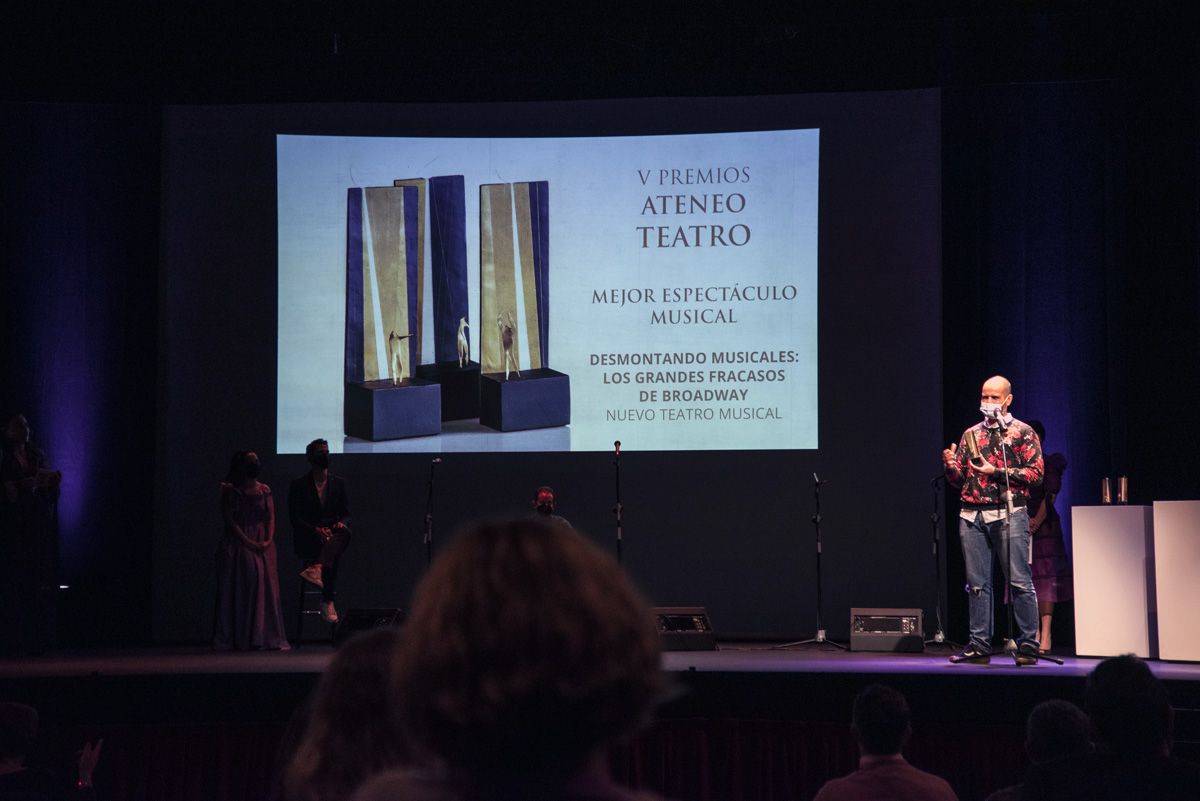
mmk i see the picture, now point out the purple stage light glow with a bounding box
[24,231,102,581]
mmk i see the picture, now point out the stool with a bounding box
[294,560,334,647]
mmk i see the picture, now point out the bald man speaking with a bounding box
[943,376,1044,665]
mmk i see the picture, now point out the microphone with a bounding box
[431,457,443,464]
[614,440,621,456]
[813,473,829,485]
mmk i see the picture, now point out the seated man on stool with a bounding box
[289,438,351,623]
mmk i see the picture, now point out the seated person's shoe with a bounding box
[949,644,990,664]
[320,601,338,624]
[1014,643,1039,666]
[300,564,324,588]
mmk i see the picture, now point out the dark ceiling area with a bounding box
[5,3,1197,104]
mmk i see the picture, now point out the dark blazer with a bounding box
[288,471,351,559]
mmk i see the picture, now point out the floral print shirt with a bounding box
[946,419,1044,508]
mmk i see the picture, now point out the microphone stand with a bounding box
[423,458,440,567]
[613,441,623,565]
[775,473,847,650]
[998,422,1018,654]
[996,421,1064,666]
[924,475,960,649]
[996,419,1022,660]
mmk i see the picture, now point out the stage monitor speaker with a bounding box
[654,606,717,651]
[849,607,923,652]
[333,608,405,648]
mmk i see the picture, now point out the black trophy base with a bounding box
[480,368,570,432]
[415,361,481,421]
[344,379,441,441]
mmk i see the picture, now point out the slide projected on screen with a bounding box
[277,129,818,453]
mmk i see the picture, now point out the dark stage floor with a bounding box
[9,642,1200,738]
[10,641,1198,738]
[3,642,1200,680]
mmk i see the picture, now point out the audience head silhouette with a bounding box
[813,684,958,801]
[852,684,911,756]
[1025,699,1090,764]
[1086,654,1173,756]
[285,628,408,801]
[1017,656,1200,801]
[392,517,662,786]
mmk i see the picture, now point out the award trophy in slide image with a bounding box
[479,181,570,431]
[344,185,441,440]
[413,175,482,421]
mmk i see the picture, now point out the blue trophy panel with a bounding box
[344,379,441,440]
[479,368,570,432]
[429,175,470,366]
[345,188,366,384]
[415,360,481,421]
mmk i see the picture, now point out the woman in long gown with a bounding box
[214,451,290,650]
[1028,420,1071,653]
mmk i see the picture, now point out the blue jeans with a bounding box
[959,509,1039,651]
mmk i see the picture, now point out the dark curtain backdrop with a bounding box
[941,77,1200,642]
[0,103,160,644]
[2,73,1198,648]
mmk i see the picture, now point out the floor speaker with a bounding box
[654,606,717,651]
[333,608,405,647]
[849,607,923,652]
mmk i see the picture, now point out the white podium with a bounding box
[1071,505,1156,658]
[1153,501,1200,662]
